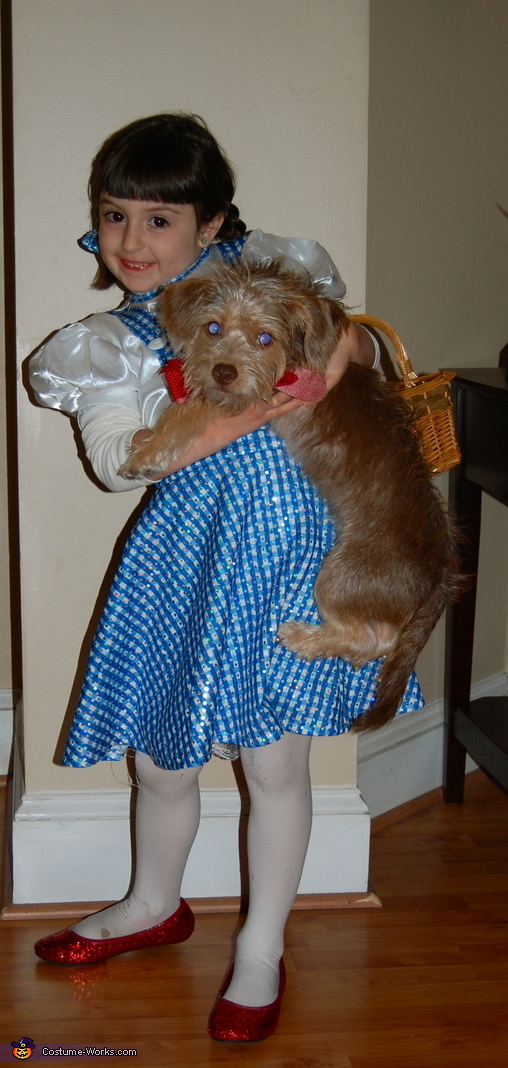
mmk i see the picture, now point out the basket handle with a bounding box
[349,313,418,389]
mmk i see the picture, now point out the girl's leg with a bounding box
[223,731,313,1007]
[74,751,201,939]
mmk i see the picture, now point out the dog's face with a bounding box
[160,260,346,412]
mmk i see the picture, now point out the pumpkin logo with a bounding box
[11,1037,35,1059]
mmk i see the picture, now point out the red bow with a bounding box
[161,358,327,403]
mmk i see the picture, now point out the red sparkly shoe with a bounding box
[34,899,194,965]
[207,959,286,1042]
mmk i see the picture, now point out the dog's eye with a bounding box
[258,332,273,347]
[207,321,221,336]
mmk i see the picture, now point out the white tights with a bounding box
[74,733,313,1007]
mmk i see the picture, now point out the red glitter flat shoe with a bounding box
[34,898,194,965]
[207,959,286,1042]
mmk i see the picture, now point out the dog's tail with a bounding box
[352,573,457,733]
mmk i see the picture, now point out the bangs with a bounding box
[98,128,207,207]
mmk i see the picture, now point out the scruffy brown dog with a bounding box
[120,260,458,731]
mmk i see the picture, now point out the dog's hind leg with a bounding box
[277,617,391,667]
[277,538,399,665]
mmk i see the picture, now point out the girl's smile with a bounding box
[98,195,223,293]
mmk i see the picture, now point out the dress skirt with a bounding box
[63,426,424,771]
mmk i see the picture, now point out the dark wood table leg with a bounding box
[443,458,482,802]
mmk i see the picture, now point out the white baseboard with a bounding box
[357,672,508,818]
[11,784,370,905]
[9,671,507,903]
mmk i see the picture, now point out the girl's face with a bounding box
[98,195,223,293]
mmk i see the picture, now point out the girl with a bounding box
[30,113,423,1042]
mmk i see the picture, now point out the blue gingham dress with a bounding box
[63,425,423,769]
[36,236,424,770]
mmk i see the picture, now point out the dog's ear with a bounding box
[161,277,218,349]
[285,295,348,371]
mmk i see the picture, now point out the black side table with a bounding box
[444,367,508,802]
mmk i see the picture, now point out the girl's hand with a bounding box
[324,322,376,393]
[292,322,376,410]
[192,391,303,457]
[131,391,303,478]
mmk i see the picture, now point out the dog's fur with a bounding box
[120,260,459,731]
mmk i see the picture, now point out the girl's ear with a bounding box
[199,212,226,246]
[161,277,218,349]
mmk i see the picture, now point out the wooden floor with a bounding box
[2,769,508,1066]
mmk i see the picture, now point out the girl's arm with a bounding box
[82,321,376,487]
[129,322,378,480]
[30,320,165,493]
[31,253,377,491]
[79,317,378,487]
[78,404,157,492]
[129,391,303,478]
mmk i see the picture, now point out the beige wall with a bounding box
[13,0,369,795]
[367,0,508,703]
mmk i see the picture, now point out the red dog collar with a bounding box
[161,358,327,403]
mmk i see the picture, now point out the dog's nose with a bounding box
[212,363,238,385]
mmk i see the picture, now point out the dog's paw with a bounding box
[118,455,166,480]
[277,621,324,660]
[118,436,173,481]
[118,462,163,480]
[117,461,139,480]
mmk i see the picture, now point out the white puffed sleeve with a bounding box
[29,316,167,491]
[241,230,347,299]
[29,317,157,415]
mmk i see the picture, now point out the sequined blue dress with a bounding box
[30,232,424,770]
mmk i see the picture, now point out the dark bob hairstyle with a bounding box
[88,113,246,289]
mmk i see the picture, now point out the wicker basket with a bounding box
[350,314,461,476]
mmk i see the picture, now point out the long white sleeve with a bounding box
[30,314,170,492]
[78,404,154,492]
